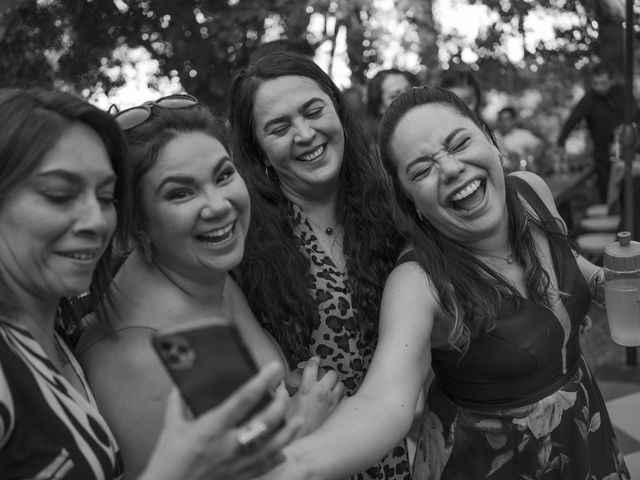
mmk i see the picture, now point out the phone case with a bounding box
[151,320,271,417]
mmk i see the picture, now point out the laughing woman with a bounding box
[258,86,629,480]
[227,51,410,479]
[76,98,343,480]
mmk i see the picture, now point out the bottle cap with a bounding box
[603,231,640,272]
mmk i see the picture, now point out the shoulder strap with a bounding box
[395,250,417,266]
[507,175,562,234]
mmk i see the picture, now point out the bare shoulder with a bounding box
[509,170,554,204]
[383,257,439,320]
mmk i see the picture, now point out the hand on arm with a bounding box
[284,356,345,438]
[259,262,437,480]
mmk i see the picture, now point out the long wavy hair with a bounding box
[0,88,133,325]
[227,52,403,364]
[378,86,564,351]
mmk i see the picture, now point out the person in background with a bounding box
[258,86,629,480]
[495,106,545,172]
[439,66,484,119]
[365,68,420,143]
[557,63,633,202]
[76,96,344,479]
[227,51,411,480]
[0,88,301,480]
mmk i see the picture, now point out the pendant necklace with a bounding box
[478,251,515,264]
[307,216,339,235]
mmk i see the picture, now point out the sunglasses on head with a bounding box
[109,94,198,131]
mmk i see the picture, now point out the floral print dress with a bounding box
[291,204,412,480]
[409,177,630,480]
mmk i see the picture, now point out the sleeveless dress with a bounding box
[0,321,123,480]
[405,177,630,479]
[291,204,412,480]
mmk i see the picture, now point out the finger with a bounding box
[316,368,339,388]
[332,380,346,400]
[162,388,190,428]
[299,356,320,391]
[205,362,285,428]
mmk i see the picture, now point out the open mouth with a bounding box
[297,144,326,162]
[196,221,235,245]
[448,179,485,211]
[57,250,99,261]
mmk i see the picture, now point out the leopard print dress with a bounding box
[292,204,412,480]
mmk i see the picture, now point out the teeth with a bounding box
[451,179,481,202]
[60,251,96,260]
[199,222,233,239]
[299,145,325,161]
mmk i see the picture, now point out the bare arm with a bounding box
[261,261,437,480]
[79,326,170,480]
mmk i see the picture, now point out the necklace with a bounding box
[477,251,515,264]
[306,216,339,235]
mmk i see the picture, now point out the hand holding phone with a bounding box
[151,319,272,418]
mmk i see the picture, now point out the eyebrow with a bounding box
[262,97,325,133]
[404,127,466,174]
[34,169,117,188]
[155,155,232,193]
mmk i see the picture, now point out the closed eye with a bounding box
[305,106,323,118]
[411,163,434,181]
[448,137,470,152]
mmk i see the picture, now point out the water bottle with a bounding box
[603,231,640,346]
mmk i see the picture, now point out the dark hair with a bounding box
[250,38,316,63]
[378,86,557,351]
[120,102,228,249]
[498,106,517,118]
[439,67,483,117]
[365,68,420,119]
[0,88,132,323]
[591,62,614,79]
[227,51,403,363]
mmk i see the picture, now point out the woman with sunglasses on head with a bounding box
[0,87,305,480]
[76,94,344,480]
[227,51,411,480]
[259,86,629,480]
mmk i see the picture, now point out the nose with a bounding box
[438,154,465,183]
[293,120,315,144]
[73,196,111,236]
[200,189,231,219]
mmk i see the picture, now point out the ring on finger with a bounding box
[237,419,269,449]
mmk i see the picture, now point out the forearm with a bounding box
[281,392,415,480]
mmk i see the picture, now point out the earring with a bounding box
[416,208,424,222]
[141,236,153,264]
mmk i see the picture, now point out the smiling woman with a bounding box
[75,96,343,480]
[227,51,410,480]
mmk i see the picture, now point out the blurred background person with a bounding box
[557,63,632,202]
[495,106,546,172]
[365,68,420,143]
[439,66,484,119]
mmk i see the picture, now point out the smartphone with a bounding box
[151,319,272,418]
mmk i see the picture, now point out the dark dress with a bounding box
[0,321,123,480]
[406,177,630,479]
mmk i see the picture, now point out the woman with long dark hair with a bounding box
[227,52,410,479]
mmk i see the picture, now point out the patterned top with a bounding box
[0,321,123,480]
[291,204,412,480]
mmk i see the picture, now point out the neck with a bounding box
[147,254,227,308]
[280,181,339,213]
[2,283,59,335]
